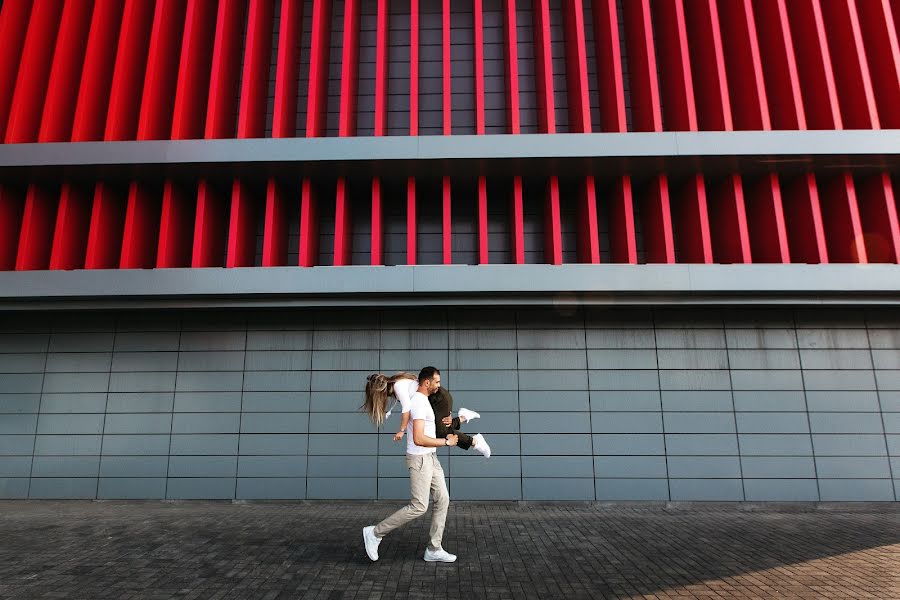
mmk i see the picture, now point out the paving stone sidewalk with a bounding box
[0,501,897,599]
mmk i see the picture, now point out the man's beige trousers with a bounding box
[373,452,449,551]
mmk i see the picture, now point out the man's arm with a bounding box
[393,411,410,441]
[413,419,458,447]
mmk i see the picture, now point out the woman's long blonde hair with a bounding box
[362,372,417,428]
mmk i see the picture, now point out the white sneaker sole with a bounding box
[424,555,457,563]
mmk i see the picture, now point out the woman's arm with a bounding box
[393,411,410,441]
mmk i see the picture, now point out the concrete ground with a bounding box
[0,501,897,599]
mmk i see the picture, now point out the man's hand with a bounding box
[446,434,459,446]
[441,416,452,426]
[393,431,404,442]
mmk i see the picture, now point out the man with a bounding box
[363,367,458,563]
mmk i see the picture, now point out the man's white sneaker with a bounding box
[363,526,381,561]
[472,433,491,458]
[458,408,480,422]
[424,547,457,562]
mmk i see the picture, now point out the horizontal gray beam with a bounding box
[1,131,899,182]
[0,264,898,310]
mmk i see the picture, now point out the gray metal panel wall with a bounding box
[0,308,897,501]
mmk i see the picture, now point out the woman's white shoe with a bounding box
[472,433,491,458]
[458,408,480,422]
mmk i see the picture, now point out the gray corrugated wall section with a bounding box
[0,307,897,501]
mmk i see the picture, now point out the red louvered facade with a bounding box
[1,0,899,271]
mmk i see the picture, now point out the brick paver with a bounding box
[0,501,897,599]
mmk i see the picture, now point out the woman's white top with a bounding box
[393,378,419,413]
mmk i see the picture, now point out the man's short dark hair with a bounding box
[418,366,440,383]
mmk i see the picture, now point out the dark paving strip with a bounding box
[0,501,897,599]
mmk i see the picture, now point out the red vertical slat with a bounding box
[751,0,806,130]
[623,0,663,132]
[856,173,900,264]
[443,0,451,135]
[261,179,288,267]
[375,0,391,138]
[651,0,697,131]
[236,0,275,139]
[191,181,228,267]
[84,183,126,269]
[228,0,275,269]
[71,0,125,142]
[204,0,247,139]
[298,179,319,268]
[609,177,638,264]
[576,178,601,264]
[532,0,555,134]
[591,0,627,132]
[334,0,362,266]
[855,1,900,129]
[371,0,390,266]
[683,0,732,131]
[264,0,303,267]
[299,0,332,267]
[157,181,195,268]
[819,174,868,264]
[4,1,63,143]
[226,179,259,268]
[104,0,156,141]
[819,0,880,129]
[407,0,419,265]
[544,178,562,265]
[407,177,417,266]
[474,0,486,135]
[271,0,303,137]
[746,174,791,264]
[0,187,25,271]
[782,174,828,264]
[783,0,842,130]
[0,1,32,142]
[371,178,384,266]
[136,0,187,141]
[37,1,93,142]
[409,0,419,137]
[502,0,521,135]
[672,175,713,263]
[718,0,770,130]
[561,0,591,134]
[511,178,525,265]
[640,176,676,264]
[709,175,752,263]
[478,178,489,264]
[13,189,55,271]
[49,184,92,270]
[119,182,162,269]
[170,0,217,140]
[442,178,452,265]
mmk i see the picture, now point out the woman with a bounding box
[362,372,491,456]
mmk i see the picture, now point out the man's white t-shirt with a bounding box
[406,391,437,455]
